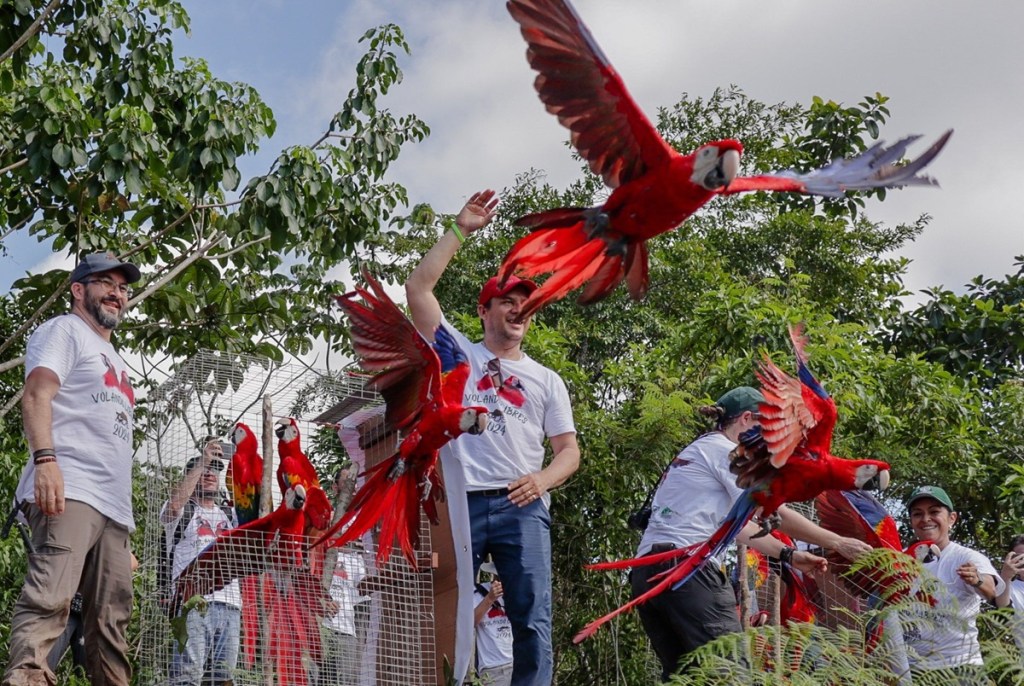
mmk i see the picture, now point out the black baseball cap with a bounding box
[70,252,141,284]
[185,455,225,472]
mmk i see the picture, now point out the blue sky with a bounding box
[5,0,1022,299]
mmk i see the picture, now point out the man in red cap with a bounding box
[406,190,580,686]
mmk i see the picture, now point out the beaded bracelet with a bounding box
[32,448,56,461]
[34,456,57,466]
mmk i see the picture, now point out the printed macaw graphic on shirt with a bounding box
[475,359,526,408]
[195,514,232,540]
[99,353,135,407]
[98,353,135,443]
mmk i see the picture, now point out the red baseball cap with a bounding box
[478,275,538,307]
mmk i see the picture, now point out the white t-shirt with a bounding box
[322,550,370,636]
[474,582,513,670]
[16,314,136,530]
[162,501,241,608]
[1007,578,1024,653]
[904,541,1003,668]
[637,432,743,558]
[440,316,576,498]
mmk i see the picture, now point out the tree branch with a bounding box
[0,157,28,175]
[0,355,25,375]
[0,0,65,65]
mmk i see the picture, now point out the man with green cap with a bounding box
[903,485,1002,680]
[631,386,872,682]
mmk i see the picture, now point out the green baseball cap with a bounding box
[715,386,765,420]
[906,485,955,512]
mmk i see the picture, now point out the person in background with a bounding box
[474,559,513,686]
[317,466,370,686]
[162,441,241,686]
[5,251,141,686]
[902,485,1003,682]
[995,534,1024,654]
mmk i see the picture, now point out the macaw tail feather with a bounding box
[239,575,261,668]
[585,542,700,571]
[575,493,757,642]
[310,454,425,570]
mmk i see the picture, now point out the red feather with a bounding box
[500,0,951,321]
[312,268,490,569]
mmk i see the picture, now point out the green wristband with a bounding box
[451,225,466,244]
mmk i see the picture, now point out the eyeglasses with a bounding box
[84,277,133,297]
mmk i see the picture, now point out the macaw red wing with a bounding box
[815,489,930,607]
[336,267,441,431]
[507,0,674,189]
[815,489,901,552]
[719,131,952,198]
[173,486,308,606]
[756,324,837,468]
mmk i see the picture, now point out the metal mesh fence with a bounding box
[136,350,436,685]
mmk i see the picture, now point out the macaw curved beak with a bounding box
[862,468,890,491]
[702,149,740,190]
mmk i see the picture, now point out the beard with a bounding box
[84,292,123,330]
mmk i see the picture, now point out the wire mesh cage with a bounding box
[137,350,437,685]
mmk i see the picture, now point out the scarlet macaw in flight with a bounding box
[499,0,952,322]
[573,324,891,642]
[313,268,490,569]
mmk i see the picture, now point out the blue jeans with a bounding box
[170,601,240,685]
[469,493,552,686]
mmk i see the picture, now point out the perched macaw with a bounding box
[224,421,264,666]
[498,0,952,322]
[276,417,333,533]
[173,484,311,608]
[313,268,490,569]
[815,489,938,606]
[573,324,890,642]
[228,422,263,526]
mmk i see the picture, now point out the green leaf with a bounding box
[51,143,71,168]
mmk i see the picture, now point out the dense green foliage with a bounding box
[2,1,1023,684]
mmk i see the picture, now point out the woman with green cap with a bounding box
[903,485,1002,681]
[631,386,872,682]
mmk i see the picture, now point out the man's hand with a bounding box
[202,441,224,469]
[509,472,547,508]
[830,536,873,562]
[34,462,65,515]
[487,580,504,602]
[455,190,499,237]
[792,550,828,575]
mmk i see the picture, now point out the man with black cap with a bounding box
[406,190,579,686]
[903,485,1002,679]
[5,251,141,686]
[631,386,871,682]
[161,440,241,686]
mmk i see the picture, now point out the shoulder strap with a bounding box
[170,499,198,549]
[641,453,678,508]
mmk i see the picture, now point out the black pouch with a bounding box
[627,504,652,531]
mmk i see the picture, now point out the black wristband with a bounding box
[32,448,56,460]
[972,576,984,588]
[779,546,795,565]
